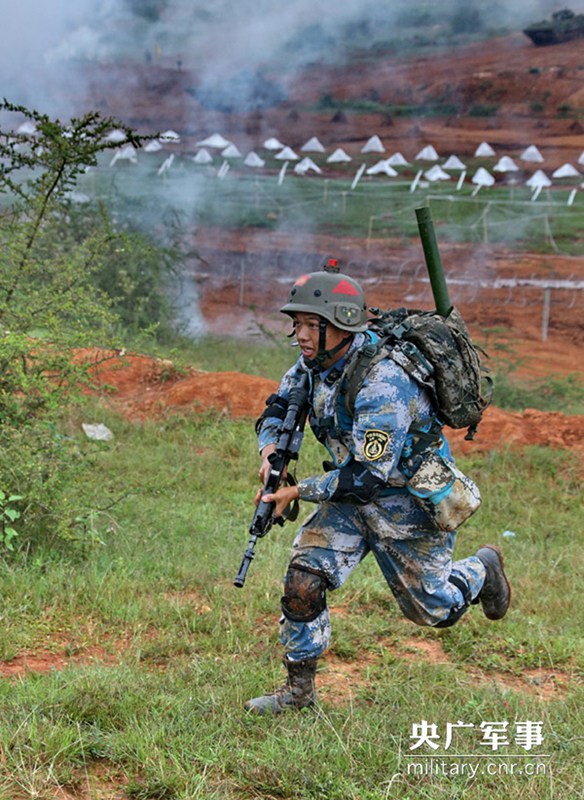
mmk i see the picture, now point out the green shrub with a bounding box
[468,103,499,117]
[557,103,573,118]
[0,101,173,552]
[0,421,93,551]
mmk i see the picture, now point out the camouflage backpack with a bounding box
[343,306,493,440]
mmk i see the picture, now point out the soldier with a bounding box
[245,265,511,714]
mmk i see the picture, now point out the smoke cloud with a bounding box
[2,0,582,335]
[2,0,582,122]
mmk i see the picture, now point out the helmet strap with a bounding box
[304,318,353,370]
[317,317,328,362]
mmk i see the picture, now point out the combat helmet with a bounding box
[281,259,368,368]
[281,259,368,332]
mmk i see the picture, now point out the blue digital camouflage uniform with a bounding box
[258,332,487,663]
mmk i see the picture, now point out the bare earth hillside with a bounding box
[89,33,584,165]
[84,33,583,453]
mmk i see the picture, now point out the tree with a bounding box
[451,4,483,35]
[0,101,149,549]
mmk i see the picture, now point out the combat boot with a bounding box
[244,657,317,715]
[476,545,511,620]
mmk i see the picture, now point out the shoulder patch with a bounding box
[363,429,390,461]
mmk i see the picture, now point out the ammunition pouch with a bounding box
[406,452,481,532]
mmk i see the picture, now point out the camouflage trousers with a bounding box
[280,493,486,662]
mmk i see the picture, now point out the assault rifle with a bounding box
[233,370,310,588]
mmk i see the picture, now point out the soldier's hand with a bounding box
[258,444,287,485]
[261,484,299,519]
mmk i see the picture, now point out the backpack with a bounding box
[343,306,493,440]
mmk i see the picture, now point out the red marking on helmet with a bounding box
[328,258,338,268]
[332,278,360,296]
[294,274,311,286]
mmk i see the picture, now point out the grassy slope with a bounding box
[0,344,582,799]
[82,161,584,255]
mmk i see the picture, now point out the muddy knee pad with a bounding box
[281,564,328,623]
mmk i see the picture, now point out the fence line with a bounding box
[196,251,584,311]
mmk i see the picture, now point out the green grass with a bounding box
[78,161,584,255]
[492,371,584,415]
[0,381,582,797]
[160,334,294,379]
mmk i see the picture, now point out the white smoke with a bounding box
[2,0,581,336]
[2,0,583,119]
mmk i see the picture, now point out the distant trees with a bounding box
[451,3,484,35]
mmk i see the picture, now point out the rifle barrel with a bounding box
[233,534,258,588]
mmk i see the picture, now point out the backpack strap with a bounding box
[343,341,382,418]
[343,339,436,418]
[386,341,435,391]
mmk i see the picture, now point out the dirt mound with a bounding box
[84,349,583,458]
[447,406,584,455]
[84,349,277,421]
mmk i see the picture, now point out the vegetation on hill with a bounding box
[0,101,184,550]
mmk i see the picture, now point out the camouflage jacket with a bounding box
[258,332,453,504]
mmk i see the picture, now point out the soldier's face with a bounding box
[292,313,348,366]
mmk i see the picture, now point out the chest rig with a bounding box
[307,343,444,478]
[307,364,358,469]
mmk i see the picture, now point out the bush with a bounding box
[61,202,178,339]
[0,421,90,551]
[0,100,174,552]
[557,103,573,118]
[468,103,499,117]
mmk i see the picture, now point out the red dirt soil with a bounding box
[83,346,584,459]
[84,32,584,457]
[96,34,584,168]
